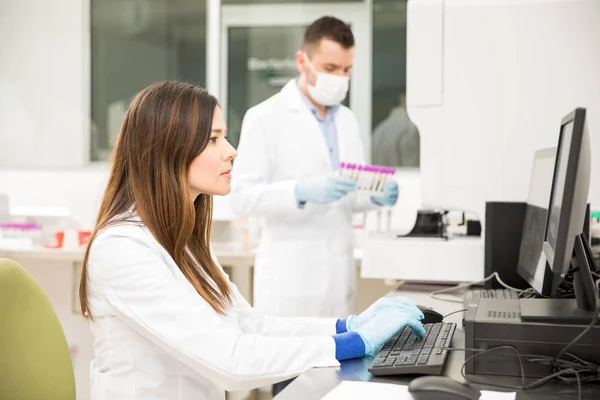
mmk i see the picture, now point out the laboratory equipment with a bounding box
[407,0,600,223]
[404,210,447,239]
[369,322,457,376]
[0,222,43,248]
[338,162,395,194]
[463,289,519,309]
[465,108,600,378]
[463,147,557,306]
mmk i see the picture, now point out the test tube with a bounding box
[364,165,373,191]
[369,165,377,192]
[381,167,394,191]
[373,166,385,192]
[357,165,365,190]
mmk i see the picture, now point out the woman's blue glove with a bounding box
[355,307,426,355]
[371,181,399,206]
[296,176,357,205]
[346,297,424,332]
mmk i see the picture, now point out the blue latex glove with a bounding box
[355,307,426,355]
[296,176,357,205]
[346,297,424,332]
[371,181,399,206]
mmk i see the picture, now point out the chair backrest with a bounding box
[0,258,76,400]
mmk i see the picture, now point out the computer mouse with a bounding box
[417,304,444,324]
[408,376,481,400]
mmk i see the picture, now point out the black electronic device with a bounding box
[417,305,444,324]
[463,288,519,309]
[518,108,598,323]
[465,108,600,378]
[464,298,600,377]
[405,210,447,238]
[483,201,529,290]
[369,322,456,376]
[465,148,556,305]
[408,376,481,400]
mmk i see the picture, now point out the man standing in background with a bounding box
[230,16,399,321]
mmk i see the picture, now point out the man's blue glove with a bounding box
[346,297,424,332]
[296,176,357,205]
[371,181,399,206]
[355,307,426,355]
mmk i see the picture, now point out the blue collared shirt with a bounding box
[296,83,340,170]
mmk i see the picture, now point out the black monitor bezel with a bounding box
[542,108,587,286]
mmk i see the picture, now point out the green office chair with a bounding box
[0,258,76,400]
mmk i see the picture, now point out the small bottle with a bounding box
[339,161,346,177]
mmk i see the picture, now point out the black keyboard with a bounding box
[463,289,519,308]
[369,322,457,376]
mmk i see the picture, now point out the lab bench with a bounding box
[0,245,364,312]
[274,283,600,400]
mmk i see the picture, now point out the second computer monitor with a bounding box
[516,147,556,295]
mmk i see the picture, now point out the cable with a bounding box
[550,279,600,371]
[430,273,497,303]
[446,346,584,400]
[443,279,600,399]
[443,308,468,319]
[430,272,530,303]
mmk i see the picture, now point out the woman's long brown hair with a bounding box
[80,81,233,318]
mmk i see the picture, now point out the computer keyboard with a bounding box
[369,322,457,376]
[463,289,519,309]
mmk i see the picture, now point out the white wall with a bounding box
[407,0,600,221]
[0,0,90,168]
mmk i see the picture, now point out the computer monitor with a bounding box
[544,108,591,276]
[520,108,599,324]
[516,147,556,295]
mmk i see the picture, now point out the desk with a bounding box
[276,283,600,400]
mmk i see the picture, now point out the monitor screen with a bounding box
[517,148,556,293]
[545,121,574,260]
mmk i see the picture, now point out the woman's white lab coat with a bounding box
[87,219,340,400]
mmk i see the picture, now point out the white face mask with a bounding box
[304,54,349,107]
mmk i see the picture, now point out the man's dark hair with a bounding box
[302,16,355,55]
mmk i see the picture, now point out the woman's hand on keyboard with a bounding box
[346,297,424,332]
[355,308,426,356]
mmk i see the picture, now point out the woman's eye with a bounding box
[209,137,218,143]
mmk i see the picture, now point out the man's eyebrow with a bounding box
[323,62,353,69]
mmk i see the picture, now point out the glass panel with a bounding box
[90,0,207,161]
[371,0,419,168]
[226,26,351,149]
[224,0,361,3]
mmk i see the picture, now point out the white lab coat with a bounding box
[230,79,376,319]
[87,219,340,400]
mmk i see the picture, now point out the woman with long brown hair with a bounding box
[80,81,425,399]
